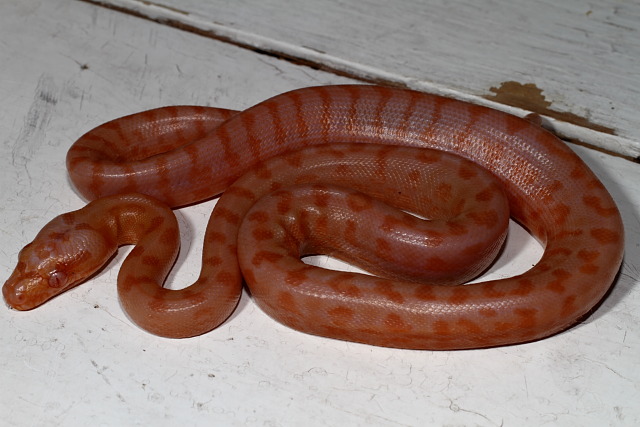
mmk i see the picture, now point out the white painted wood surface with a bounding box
[1,1,639,426]
[83,0,640,158]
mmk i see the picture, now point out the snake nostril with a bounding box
[3,284,24,309]
[2,271,39,310]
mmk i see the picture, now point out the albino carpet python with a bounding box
[3,85,624,349]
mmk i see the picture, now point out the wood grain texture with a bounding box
[82,0,640,157]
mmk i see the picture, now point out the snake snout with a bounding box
[3,276,27,310]
[2,270,46,311]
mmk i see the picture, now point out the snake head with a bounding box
[3,212,115,310]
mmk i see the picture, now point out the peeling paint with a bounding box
[485,81,616,135]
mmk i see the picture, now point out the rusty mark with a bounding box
[485,81,616,135]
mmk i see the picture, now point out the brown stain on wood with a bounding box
[485,81,616,135]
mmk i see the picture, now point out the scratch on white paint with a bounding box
[12,74,58,166]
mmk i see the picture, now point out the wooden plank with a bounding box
[1,1,640,426]
[81,0,640,158]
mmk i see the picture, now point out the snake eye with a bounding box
[48,270,67,288]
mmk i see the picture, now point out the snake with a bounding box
[3,85,624,350]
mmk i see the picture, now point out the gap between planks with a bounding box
[78,0,640,162]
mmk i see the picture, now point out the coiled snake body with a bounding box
[3,85,624,349]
